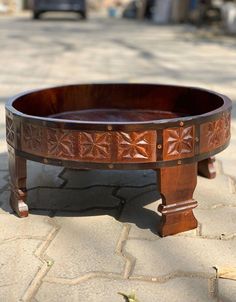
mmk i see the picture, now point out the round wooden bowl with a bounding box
[6,83,231,169]
[5,84,232,236]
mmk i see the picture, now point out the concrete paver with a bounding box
[36,278,215,302]
[218,279,236,302]
[62,169,156,188]
[125,237,236,278]
[35,277,216,302]
[0,190,13,214]
[28,186,120,212]
[27,161,64,188]
[45,216,125,279]
[195,174,236,209]
[0,239,42,301]
[0,214,53,240]
[195,207,236,238]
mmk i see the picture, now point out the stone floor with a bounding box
[0,12,236,302]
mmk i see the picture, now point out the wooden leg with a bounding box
[8,146,28,217]
[156,163,198,237]
[198,157,216,179]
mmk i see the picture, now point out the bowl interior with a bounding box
[12,84,224,122]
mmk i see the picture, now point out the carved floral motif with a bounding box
[22,124,43,152]
[207,119,224,149]
[6,117,15,145]
[79,132,111,161]
[117,131,156,161]
[201,112,231,153]
[223,111,231,140]
[164,126,194,160]
[19,124,156,163]
[47,129,75,158]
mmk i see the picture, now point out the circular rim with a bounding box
[6,83,232,131]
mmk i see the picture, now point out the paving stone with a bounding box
[218,279,236,302]
[1,185,120,215]
[29,186,120,212]
[0,214,53,241]
[46,216,124,278]
[217,134,236,180]
[195,207,236,238]
[0,239,42,301]
[62,169,156,188]
[195,174,236,209]
[125,237,236,277]
[36,277,215,302]
[0,152,8,171]
[119,187,161,240]
[0,170,8,190]
[27,161,64,188]
[0,190,12,214]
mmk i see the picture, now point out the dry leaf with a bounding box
[216,266,236,280]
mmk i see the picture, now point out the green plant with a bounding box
[118,292,140,302]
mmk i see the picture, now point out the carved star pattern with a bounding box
[23,124,42,151]
[47,129,75,157]
[166,126,194,156]
[223,112,231,140]
[6,117,14,144]
[80,132,111,160]
[117,132,150,159]
[207,119,224,148]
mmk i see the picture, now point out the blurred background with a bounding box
[0,0,236,174]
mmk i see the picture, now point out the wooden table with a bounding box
[6,83,232,236]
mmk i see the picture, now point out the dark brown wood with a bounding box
[157,163,198,237]
[5,84,232,236]
[198,157,216,179]
[8,146,28,217]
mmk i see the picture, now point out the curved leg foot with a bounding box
[8,146,28,217]
[198,157,216,179]
[156,163,198,237]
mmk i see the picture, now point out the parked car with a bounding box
[32,0,87,19]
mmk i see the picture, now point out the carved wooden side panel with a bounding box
[116,131,156,162]
[163,126,195,160]
[79,132,112,161]
[20,123,157,163]
[22,123,43,155]
[200,112,231,153]
[47,128,76,158]
[6,116,15,147]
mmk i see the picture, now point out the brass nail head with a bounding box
[177,160,182,165]
[180,121,184,127]
[157,144,162,150]
[108,164,114,169]
[107,125,112,131]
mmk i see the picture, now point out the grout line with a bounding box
[115,224,136,279]
[21,217,61,302]
[43,270,216,286]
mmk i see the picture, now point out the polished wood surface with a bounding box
[198,157,216,179]
[8,146,28,218]
[157,163,198,237]
[5,83,232,236]
[49,109,186,122]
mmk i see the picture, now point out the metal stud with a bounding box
[177,160,182,165]
[180,121,184,127]
[108,164,114,169]
[107,125,112,131]
[157,144,162,150]
[195,137,199,142]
